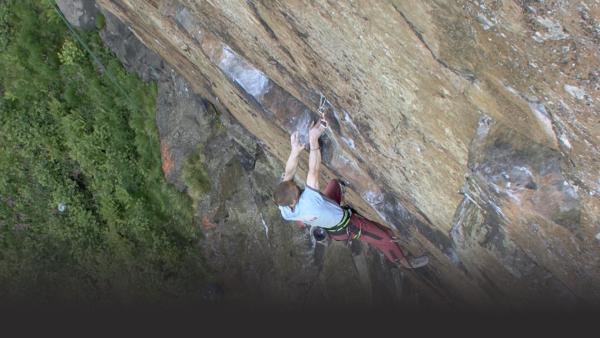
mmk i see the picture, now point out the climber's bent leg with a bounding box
[349,214,409,266]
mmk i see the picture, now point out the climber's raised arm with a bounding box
[282,131,304,181]
[306,120,325,190]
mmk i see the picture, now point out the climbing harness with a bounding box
[325,207,362,247]
[345,223,362,248]
[325,207,352,233]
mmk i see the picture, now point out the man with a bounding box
[274,118,428,269]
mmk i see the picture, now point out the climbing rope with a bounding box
[48,0,135,105]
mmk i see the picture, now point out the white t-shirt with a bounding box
[278,186,344,228]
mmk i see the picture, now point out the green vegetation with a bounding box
[95,12,106,31]
[182,148,211,202]
[0,0,206,304]
[0,1,9,51]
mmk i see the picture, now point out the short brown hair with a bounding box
[274,180,299,206]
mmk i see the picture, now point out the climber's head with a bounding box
[274,180,300,209]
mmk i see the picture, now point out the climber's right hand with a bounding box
[308,119,326,142]
[290,131,304,155]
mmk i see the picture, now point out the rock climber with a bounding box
[273,115,428,269]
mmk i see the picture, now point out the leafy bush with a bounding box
[182,147,211,202]
[95,12,106,30]
[0,0,207,304]
[58,38,84,65]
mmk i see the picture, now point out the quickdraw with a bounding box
[317,93,330,129]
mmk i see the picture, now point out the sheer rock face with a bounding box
[56,0,100,28]
[95,6,433,308]
[95,0,600,308]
